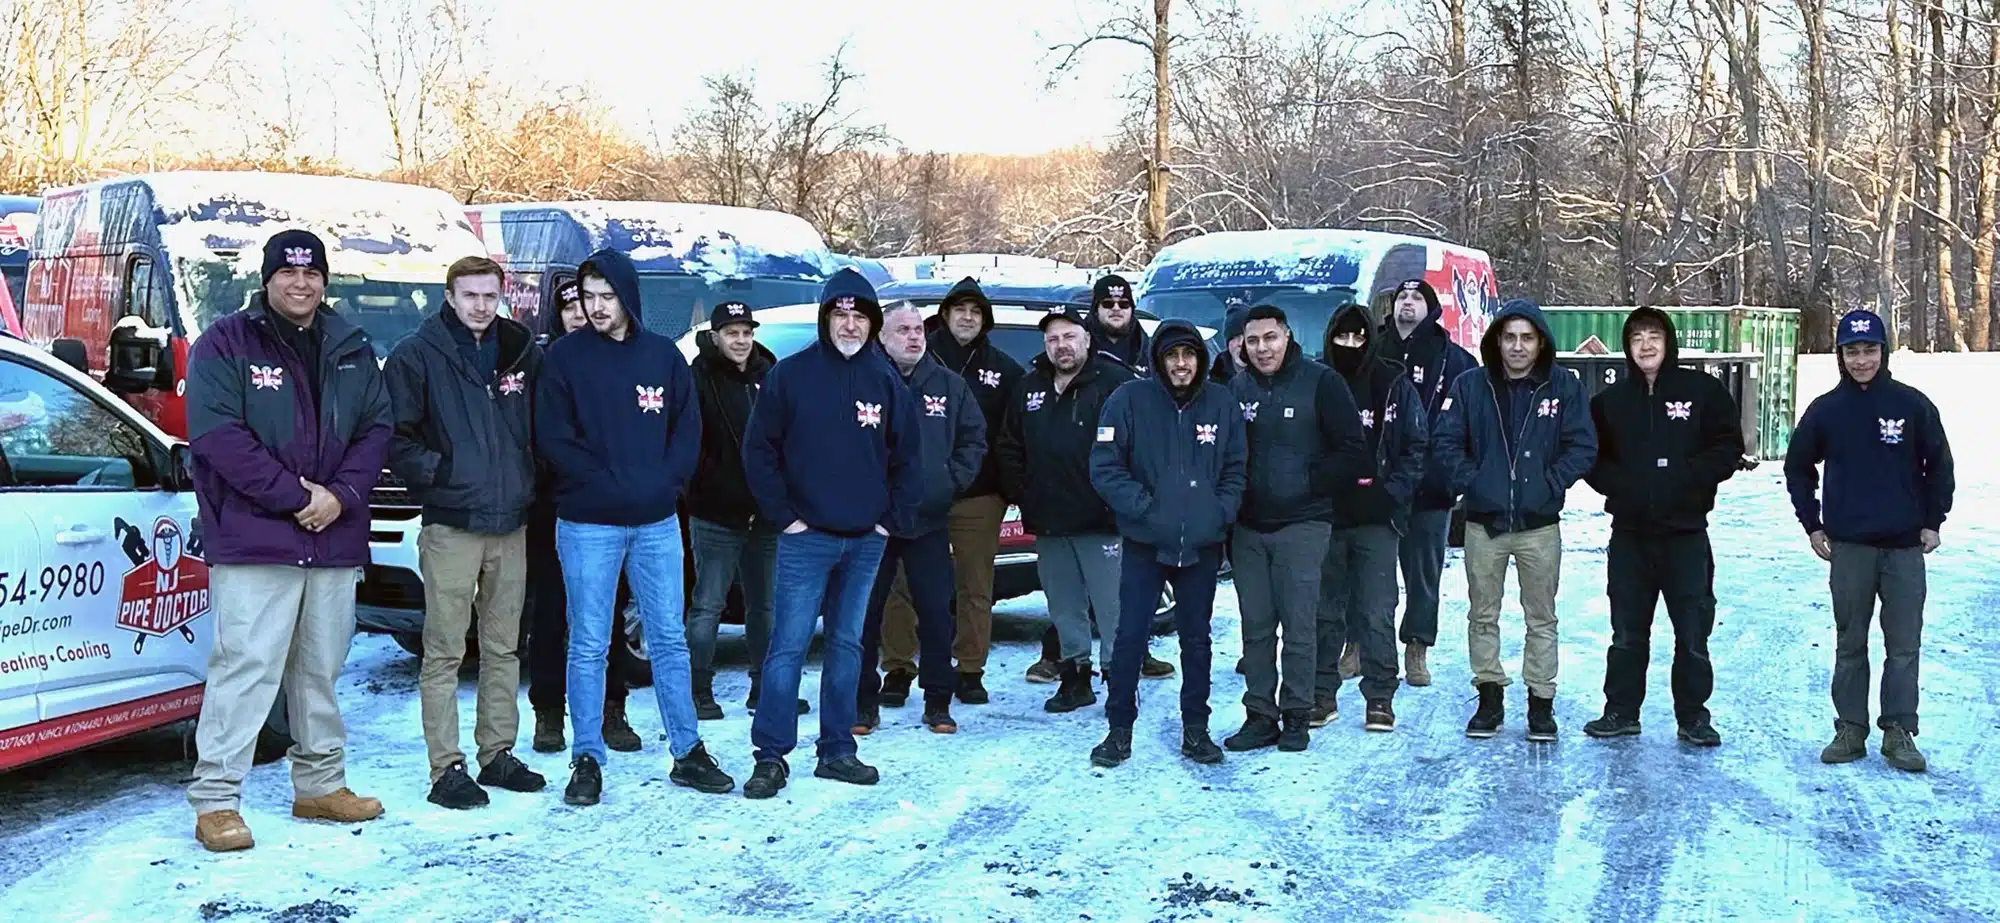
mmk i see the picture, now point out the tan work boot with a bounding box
[1339,643,1360,679]
[1404,643,1432,687]
[292,788,384,823]
[195,810,254,852]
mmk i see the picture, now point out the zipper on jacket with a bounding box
[1490,377,1549,531]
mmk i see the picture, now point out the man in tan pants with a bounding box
[184,229,394,851]
[385,257,547,808]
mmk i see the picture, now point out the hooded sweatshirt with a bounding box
[1226,338,1369,531]
[384,306,541,534]
[742,269,924,536]
[1584,308,1745,534]
[1320,303,1429,530]
[926,277,1023,500]
[1377,279,1479,511]
[1089,320,1247,564]
[1087,276,1153,376]
[1431,298,1597,535]
[687,330,778,529]
[1784,334,1954,549]
[533,248,701,526]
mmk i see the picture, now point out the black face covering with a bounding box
[1329,343,1366,378]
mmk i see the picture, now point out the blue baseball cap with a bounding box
[1836,310,1888,348]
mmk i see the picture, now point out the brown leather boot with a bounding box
[292,788,384,823]
[195,810,254,852]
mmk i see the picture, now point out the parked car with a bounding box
[0,335,290,771]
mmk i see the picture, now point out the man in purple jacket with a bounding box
[183,230,393,852]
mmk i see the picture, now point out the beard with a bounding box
[835,337,864,358]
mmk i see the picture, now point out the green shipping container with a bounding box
[1540,306,1799,459]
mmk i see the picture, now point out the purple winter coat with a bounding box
[186,297,393,567]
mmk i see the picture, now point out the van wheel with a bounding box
[392,631,425,658]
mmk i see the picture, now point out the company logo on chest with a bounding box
[250,365,284,391]
[1537,398,1561,418]
[1025,390,1047,412]
[925,394,948,417]
[1195,423,1218,445]
[1879,417,1905,444]
[636,385,664,413]
[978,368,1002,388]
[1665,400,1692,421]
[499,371,526,395]
[857,401,883,428]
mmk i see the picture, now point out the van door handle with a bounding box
[55,526,107,546]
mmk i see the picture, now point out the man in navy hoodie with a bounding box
[1785,310,1954,773]
[1088,320,1247,768]
[740,269,923,798]
[535,248,734,805]
[1432,298,1596,742]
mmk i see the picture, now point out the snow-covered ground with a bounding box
[3,357,1996,923]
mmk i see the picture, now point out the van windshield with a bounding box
[185,262,443,357]
[635,274,823,340]
[1142,286,1360,349]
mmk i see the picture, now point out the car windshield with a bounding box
[185,261,441,358]
[1143,286,1360,349]
[636,274,824,340]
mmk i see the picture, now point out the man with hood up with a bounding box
[1375,278,1478,686]
[877,278,1020,709]
[1583,308,1742,748]
[385,256,546,809]
[1221,306,1369,755]
[1085,274,1152,376]
[856,300,987,737]
[1785,310,1953,773]
[536,248,735,805]
[1432,297,1596,742]
[525,280,642,757]
[740,269,923,799]
[685,300,800,721]
[1087,320,1248,767]
[1316,303,1429,734]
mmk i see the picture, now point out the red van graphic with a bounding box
[114,517,210,654]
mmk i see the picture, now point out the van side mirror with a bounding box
[105,316,168,394]
[50,337,90,374]
[165,443,196,492]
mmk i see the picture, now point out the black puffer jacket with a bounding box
[1586,308,1744,534]
[687,331,778,529]
[927,277,1024,500]
[996,352,1134,537]
[384,310,541,534]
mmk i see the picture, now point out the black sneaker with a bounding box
[1141,654,1176,679]
[1677,719,1722,748]
[1181,725,1224,764]
[563,756,602,806]
[427,762,490,810]
[1584,712,1642,739]
[531,707,565,754]
[924,699,959,734]
[1527,695,1558,742]
[881,669,916,707]
[955,671,989,705]
[1309,696,1338,728]
[1224,714,1281,752]
[669,742,736,794]
[692,671,724,721]
[602,701,643,753]
[852,703,880,737]
[1025,659,1061,684]
[1278,710,1311,751]
[1091,727,1133,767]
[476,751,547,793]
[813,755,880,786]
[1043,660,1098,714]
[1466,682,1504,738]
[1363,700,1396,733]
[743,759,789,800]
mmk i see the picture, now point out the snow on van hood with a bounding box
[554,201,830,280]
[143,172,482,280]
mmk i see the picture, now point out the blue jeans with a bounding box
[1106,540,1222,731]
[557,516,701,763]
[859,530,958,709]
[751,529,887,764]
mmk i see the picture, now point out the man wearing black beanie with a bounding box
[1086,274,1152,376]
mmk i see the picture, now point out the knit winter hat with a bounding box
[262,229,329,285]
[1092,274,1134,308]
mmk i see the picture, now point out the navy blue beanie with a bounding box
[1836,310,1889,348]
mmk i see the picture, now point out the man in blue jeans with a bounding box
[1088,321,1247,767]
[740,269,922,799]
[535,248,735,805]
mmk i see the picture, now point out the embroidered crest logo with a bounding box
[1385,403,1398,424]
[925,394,948,417]
[834,296,857,311]
[1879,418,1905,444]
[1195,423,1218,445]
[1241,401,1259,422]
[1103,542,1121,559]
[1666,401,1692,421]
[636,385,664,413]
[250,365,283,390]
[1359,409,1376,429]
[284,246,314,267]
[978,369,1002,388]
[1025,391,1046,411]
[1537,398,1561,418]
[727,304,747,316]
[1411,366,1425,385]
[856,401,883,428]
[499,371,526,395]
[1105,284,1128,300]
[1850,317,1872,334]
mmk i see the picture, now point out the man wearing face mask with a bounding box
[525,280,642,756]
[1373,279,1477,686]
[1582,308,1742,748]
[1088,321,1247,767]
[856,301,986,737]
[385,256,545,809]
[1432,298,1596,742]
[1316,304,1429,733]
[1085,274,1152,377]
[1785,310,1953,773]
[1222,306,1368,754]
[740,269,922,798]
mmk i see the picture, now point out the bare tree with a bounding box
[674,74,772,208]
[348,0,465,173]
